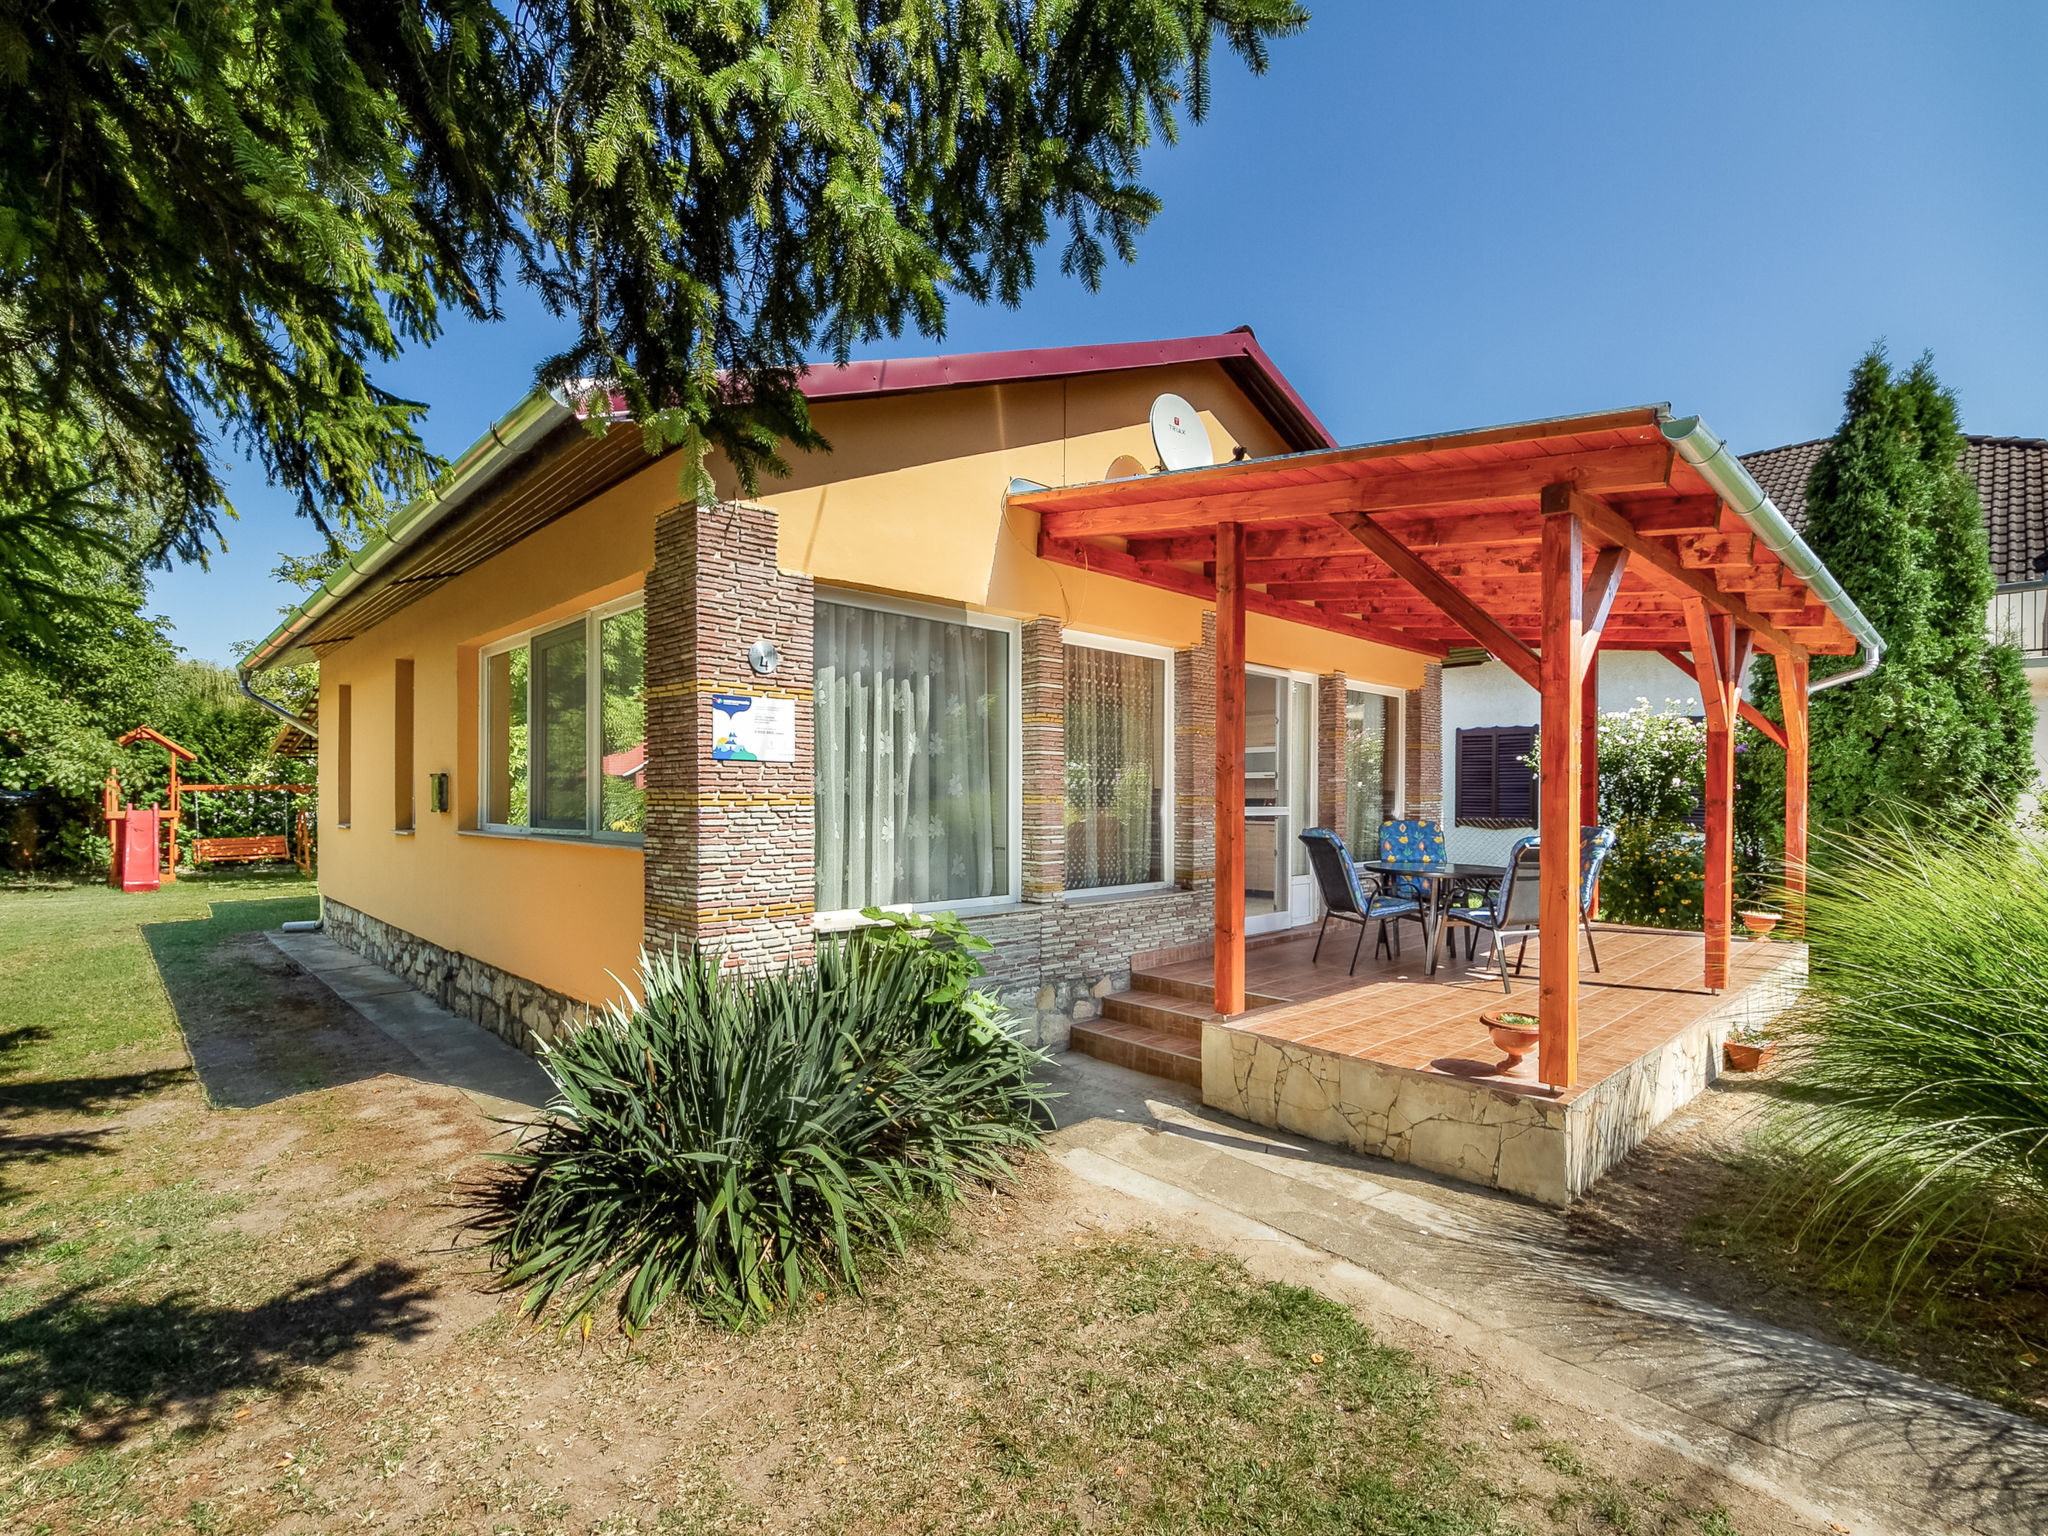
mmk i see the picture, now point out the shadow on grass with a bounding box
[141,897,417,1111]
[0,1257,434,1445]
[0,1070,192,1200]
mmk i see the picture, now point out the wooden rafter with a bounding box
[1328,512,1540,687]
[1555,489,1809,659]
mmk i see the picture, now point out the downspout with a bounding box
[1658,415,1884,694]
[240,673,316,738]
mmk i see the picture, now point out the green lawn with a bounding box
[0,872,317,1086]
[0,875,1766,1534]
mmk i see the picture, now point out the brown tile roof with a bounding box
[1739,435,2048,588]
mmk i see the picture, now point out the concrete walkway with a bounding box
[1042,1052,2048,1536]
[267,930,554,1120]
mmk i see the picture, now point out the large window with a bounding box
[815,596,1017,914]
[1064,637,1171,892]
[1344,687,1400,852]
[481,598,645,839]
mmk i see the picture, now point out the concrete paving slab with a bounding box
[267,930,554,1121]
[1039,1050,2048,1536]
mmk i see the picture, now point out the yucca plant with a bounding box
[471,915,1051,1332]
[1760,816,2048,1297]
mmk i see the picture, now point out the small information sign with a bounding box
[711,693,795,762]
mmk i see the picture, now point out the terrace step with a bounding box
[1098,989,1213,1041]
[1068,1017,1202,1086]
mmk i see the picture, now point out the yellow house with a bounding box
[241,329,1437,1072]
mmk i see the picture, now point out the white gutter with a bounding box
[1658,415,1884,694]
[235,385,588,730]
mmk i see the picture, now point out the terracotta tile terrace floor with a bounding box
[1136,923,1796,1105]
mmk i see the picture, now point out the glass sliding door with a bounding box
[1243,670,1315,934]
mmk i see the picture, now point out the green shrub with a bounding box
[1596,820,1704,930]
[1759,818,2048,1295]
[472,911,1051,1332]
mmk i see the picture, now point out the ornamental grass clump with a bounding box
[471,911,1051,1333]
[1760,817,2048,1298]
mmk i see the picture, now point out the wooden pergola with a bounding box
[1007,407,1863,1088]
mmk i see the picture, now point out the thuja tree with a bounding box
[1743,348,2036,841]
[2,0,1310,585]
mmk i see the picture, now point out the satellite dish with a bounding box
[1149,394,1213,472]
[1105,454,1147,481]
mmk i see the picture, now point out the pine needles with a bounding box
[1759,818,2048,1302]
[470,925,1052,1333]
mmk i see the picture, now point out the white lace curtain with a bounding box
[1064,645,1165,890]
[814,602,1011,911]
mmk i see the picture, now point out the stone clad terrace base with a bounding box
[1170,926,1803,1207]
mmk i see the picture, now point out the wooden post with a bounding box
[1580,649,1601,828]
[1537,487,1584,1089]
[1686,603,1740,993]
[163,756,180,883]
[1214,520,1248,1018]
[1775,651,1810,935]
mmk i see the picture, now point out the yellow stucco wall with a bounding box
[316,360,1424,1006]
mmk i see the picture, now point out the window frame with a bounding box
[477,591,647,845]
[1061,630,1176,899]
[812,588,1024,924]
[1342,680,1407,824]
[1453,724,1537,829]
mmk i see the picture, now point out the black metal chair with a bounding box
[1299,828,1422,975]
[1441,835,1543,993]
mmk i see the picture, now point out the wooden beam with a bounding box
[1031,444,1676,540]
[1244,591,1454,656]
[1329,513,1542,689]
[1581,546,1629,677]
[1777,652,1811,936]
[1215,522,1248,1019]
[1581,648,1602,828]
[1560,489,1807,659]
[1678,600,1730,733]
[1038,536,1451,657]
[1537,497,1585,1088]
[1738,700,1787,749]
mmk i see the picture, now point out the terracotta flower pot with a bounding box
[1739,910,1781,939]
[1480,1008,1541,1074]
[1723,1039,1776,1073]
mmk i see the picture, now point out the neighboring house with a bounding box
[1745,434,2048,808]
[243,330,1444,1053]
[1441,433,2048,848]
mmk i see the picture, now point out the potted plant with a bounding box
[1739,908,1781,940]
[1722,1024,1776,1073]
[1479,1007,1541,1074]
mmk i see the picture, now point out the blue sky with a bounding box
[154,0,2048,665]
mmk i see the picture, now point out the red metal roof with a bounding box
[796,326,1336,453]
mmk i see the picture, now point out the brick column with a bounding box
[1404,662,1444,821]
[1020,617,1065,903]
[1317,671,1348,833]
[643,500,816,969]
[1173,612,1217,891]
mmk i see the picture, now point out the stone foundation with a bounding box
[964,887,1215,1051]
[1202,950,1806,1205]
[321,897,596,1056]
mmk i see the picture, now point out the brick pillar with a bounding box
[1174,613,1217,891]
[1317,671,1348,833]
[1020,617,1065,903]
[1404,662,1444,821]
[643,500,816,969]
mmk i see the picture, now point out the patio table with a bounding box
[1356,859,1507,976]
